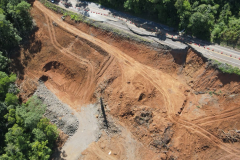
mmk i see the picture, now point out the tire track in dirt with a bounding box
[96,55,114,81]
[66,37,78,50]
[45,15,95,101]
[34,1,240,157]
[45,16,87,95]
[48,17,95,80]
[101,47,240,157]
[48,17,93,96]
[192,107,240,126]
[120,62,240,156]
[176,117,240,156]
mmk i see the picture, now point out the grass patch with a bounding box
[209,59,240,76]
[209,91,213,96]
[39,0,83,22]
[208,90,221,96]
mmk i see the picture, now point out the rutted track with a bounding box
[192,107,240,126]
[45,15,96,100]
[35,1,240,157]
[96,55,114,81]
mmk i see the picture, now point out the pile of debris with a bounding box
[34,82,79,136]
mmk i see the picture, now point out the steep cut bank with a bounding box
[12,1,240,159]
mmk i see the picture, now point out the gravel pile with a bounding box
[34,82,79,136]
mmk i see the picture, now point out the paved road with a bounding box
[57,0,240,67]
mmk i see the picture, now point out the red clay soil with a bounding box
[12,1,240,159]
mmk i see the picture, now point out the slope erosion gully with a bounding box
[34,1,240,157]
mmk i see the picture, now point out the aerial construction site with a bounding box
[13,0,240,159]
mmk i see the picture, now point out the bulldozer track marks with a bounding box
[192,107,240,126]
[45,14,96,100]
[96,55,114,81]
[34,1,240,157]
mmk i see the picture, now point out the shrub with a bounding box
[209,60,240,76]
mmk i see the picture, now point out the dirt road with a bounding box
[61,104,100,160]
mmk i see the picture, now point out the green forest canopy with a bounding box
[94,0,240,44]
[0,1,59,159]
[0,0,33,51]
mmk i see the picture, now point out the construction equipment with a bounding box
[76,2,87,7]
[65,2,72,7]
[179,29,185,36]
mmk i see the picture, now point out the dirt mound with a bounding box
[13,2,240,159]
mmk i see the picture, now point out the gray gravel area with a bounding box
[61,103,100,160]
[34,82,79,136]
[34,82,122,159]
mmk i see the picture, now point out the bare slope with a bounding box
[13,1,240,159]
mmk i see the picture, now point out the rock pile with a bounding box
[34,82,79,136]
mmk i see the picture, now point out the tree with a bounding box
[0,102,8,155]
[0,13,22,50]
[175,0,192,29]
[16,96,46,130]
[4,93,18,106]
[0,73,16,101]
[37,118,59,147]
[32,128,46,142]
[3,124,28,159]
[220,17,240,44]
[4,108,16,125]
[218,3,232,24]
[6,1,33,37]
[188,4,216,39]
[29,140,51,160]
[0,52,9,72]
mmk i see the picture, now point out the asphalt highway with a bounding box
[57,0,240,68]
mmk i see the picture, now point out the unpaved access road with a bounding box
[61,104,100,160]
[34,1,240,158]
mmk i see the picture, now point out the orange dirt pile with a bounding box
[12,1,240,159]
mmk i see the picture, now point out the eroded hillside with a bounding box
[12,1,240,159]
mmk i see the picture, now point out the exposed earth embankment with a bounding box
[12,1,240,159]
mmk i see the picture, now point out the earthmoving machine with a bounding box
[61,0,72,7]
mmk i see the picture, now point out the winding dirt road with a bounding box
[45,14,95,102]
[34,1,240,158]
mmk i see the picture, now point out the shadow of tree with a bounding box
[50,147,67,160]
[10,24,42,80]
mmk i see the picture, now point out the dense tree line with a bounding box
[0,0,33,52]
[94,0,240,44]
[0,1,59,159]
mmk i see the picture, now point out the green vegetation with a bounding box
[210,59,240,75]
[209,91,213,96]
[0,0,33,51]
[90,0,240,47]
[1,97,59,159]
[208,90,221,96]
[39,0,151,45]
[0,61,59,159]
[0,0,59,159]
[39,0,84,22]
